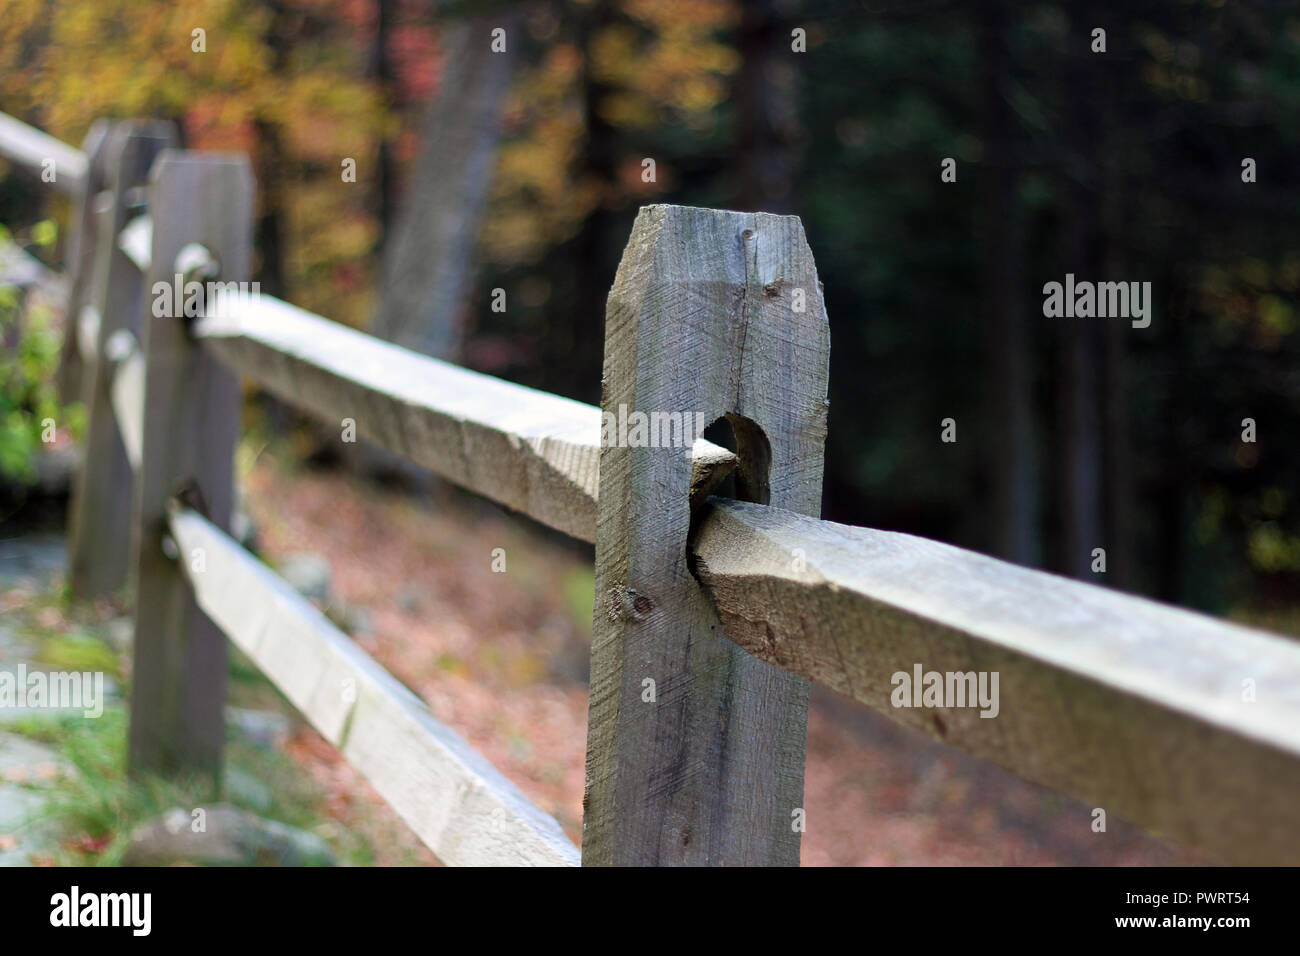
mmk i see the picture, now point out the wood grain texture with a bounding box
[192,293,737,543]
[0,110,89,195]
[691,498,1300,865]
[582,205,830,865]
[65,122,175,599]
[127,152,250,783]
[168,505,580,867]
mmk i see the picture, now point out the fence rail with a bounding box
[0,111,88,196]
[168,505,579,866]
[5,109,1299,866]
[692,499,1300,864]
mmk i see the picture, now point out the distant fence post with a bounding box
[582,205,831,865]
[65,121,176,599]
[127,152,253,783]
[55,120,110,404]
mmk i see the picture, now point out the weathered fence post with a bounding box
[583,205,830,865]
[55,120,110,404]
[65,121,175,598]
[127,152,253,783]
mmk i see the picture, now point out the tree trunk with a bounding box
[978,0,1039,566]
[371,13,515,362]
[1057,7,1105,579]
[735,0,803,214]
[369,0,397,248]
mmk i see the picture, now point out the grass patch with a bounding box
[1,584,385,866]
[36,632,120,678]
[16,707,378,866]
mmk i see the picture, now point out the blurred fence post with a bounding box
[55,120,110,404]
[65,121,175,599]
[582,205,830,865]
[127,151,253,784]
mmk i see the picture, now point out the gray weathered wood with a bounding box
[105,330,145,471]
[690,498,1300,865]
[117,213,152,272]
[372,14,515,362]
[127,152,251,783]
[76,305,101,364]
[56,121,110,402]
[582,205,830,865]
[192,293,737,543]
[168,504,579,866]
[65,122,175,598]
[0,110,89,195]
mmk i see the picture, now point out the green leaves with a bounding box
[0,241,80,483]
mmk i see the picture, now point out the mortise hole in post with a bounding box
[724,413,771,506]
[687,414,771,582]
[700,417,738,500]
[699,414,771,506]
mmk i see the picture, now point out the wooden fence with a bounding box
[4,112,1300,866]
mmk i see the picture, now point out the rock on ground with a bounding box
[123,804,336,867]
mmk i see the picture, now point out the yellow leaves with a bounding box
[487,0,738,263]
[1258,295,1293,333]
[588,8,737,126]
[1138,27,1208,102]
[486,118,597,264]
[275,72,385,164]
[0,0,389,337]
[0,0,46,81]
[506,42,582,121]
[623,0,737,33]
[30,220,58,247]
[599,92,657,129]
[589,24,642,86]
[545,42,582,79]
[1197,259,1297,349]
[1249,523,1300,573]
[1253,294,1293,350]
[285,180,378,329]
[489,38,595,261]
[675,74,729,113]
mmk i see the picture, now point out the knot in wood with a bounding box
[606,584,654,623]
